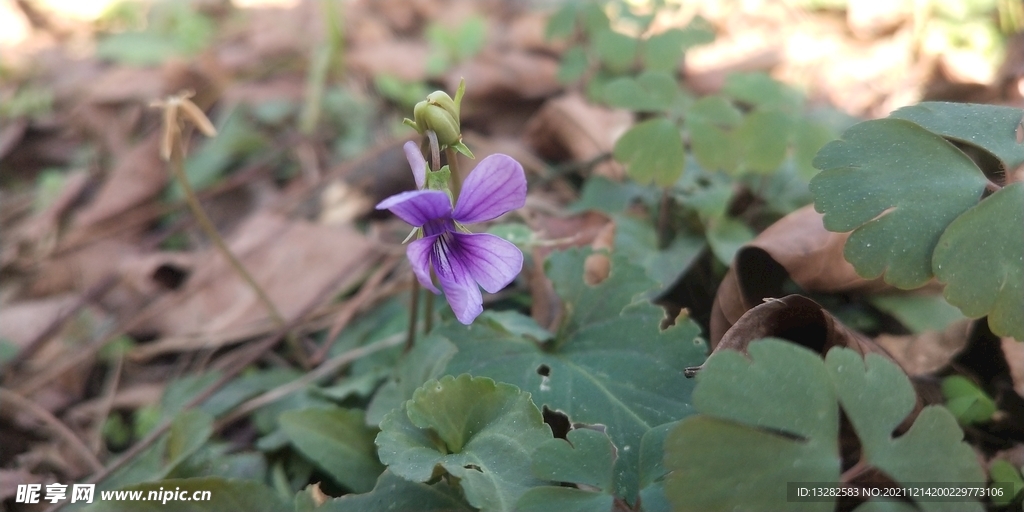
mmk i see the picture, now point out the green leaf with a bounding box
[810,118,990,289]
[792,118,836,180]
[734,109,792,174]
[603,71,678,112]
[826,349,985,512]
[279,407,383,493]
[613,118,685,187]
[687,95,742,127]
[561,46,593,83]
[546,4,579,40]
[83,478,285,512]
[486,223,536,250]
[480,310,553,343]
[933,183,1024,340]
[941,376,997,425]
[665,340,984,512]
[99,410,214,496]
[988,460,1024,506]
[531,428,616,489]
[688,118,737,173]
[569,176,650,214]
[317,469,473,512]
[365,333,457,426]
[723,72,803,111]
[516,487,615,512]
[593,28,638,73]
[890,102,1024,171]
[868,294,967,333]
[375,375,552,512]
[706,216,755,266]
[613,213,705,290]
[642,27,714,72]
[443,250,707,501]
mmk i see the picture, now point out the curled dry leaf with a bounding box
[710,204,893,346]
[523,93,631,180]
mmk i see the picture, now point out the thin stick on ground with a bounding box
[0,388,104,473]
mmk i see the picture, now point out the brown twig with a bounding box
[0,388,104,473]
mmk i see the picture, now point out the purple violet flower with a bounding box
[377,143,526,324]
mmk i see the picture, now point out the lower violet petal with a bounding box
[437,267,483,325]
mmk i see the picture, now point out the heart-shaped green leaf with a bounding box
[442,250,707,501]
[614,118,685,187]
[932,183,1024,340]
[810,118,990,288]
[375,375,551,512]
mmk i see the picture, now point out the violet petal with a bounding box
[403,141,427,189]
[376,189,451,227]
[407,236,441,294]
[452,154,526,224]
[453,232,523,293]
[437,264,483,325]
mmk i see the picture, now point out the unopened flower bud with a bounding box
[413,98,461,147]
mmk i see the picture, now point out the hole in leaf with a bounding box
[542,406,571,440]
[536,364,551,377]
[463,464,482,472]
[151,263,189,290]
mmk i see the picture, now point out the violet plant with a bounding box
[377,81,526,327]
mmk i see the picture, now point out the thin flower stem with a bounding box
[424,290,434,333]
[657,187,671,249]
[446,146,463,201]
[427,130,441,171]
[406,276,420,353]
[168,147,308,368]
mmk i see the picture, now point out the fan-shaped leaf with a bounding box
[890,102,1024,170]
[614,118,685,187]
[810,118,990,288]
[664,339,985,512]
[933,183,1024,340]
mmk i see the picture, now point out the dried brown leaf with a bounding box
[523,93,631,180]
[128,212,378,357]
[710,205,893,346]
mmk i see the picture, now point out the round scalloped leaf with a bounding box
[375,374,551,512]
[889,102,1024,171]
[279,407,383,493]
[442,249,707,501]
[613,118,685,187]
[932,183,1024,340]
[664,339,985,512]
[810,118,990,288]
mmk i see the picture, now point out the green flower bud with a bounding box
[413,98,461,147]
